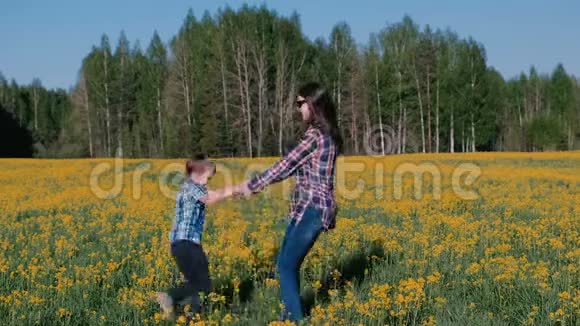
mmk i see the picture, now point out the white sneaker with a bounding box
[156,292,175,320]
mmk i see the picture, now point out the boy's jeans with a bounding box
[277,206,324,321]
[168,240,212,313]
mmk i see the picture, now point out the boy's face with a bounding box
[194,166,215,185]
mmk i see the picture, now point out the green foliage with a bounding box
[1,6,579,157]
[526,116,565,150]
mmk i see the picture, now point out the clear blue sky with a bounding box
[1,0,578,90]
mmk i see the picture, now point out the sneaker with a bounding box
[156,292,175,320]
[278,308,288,321]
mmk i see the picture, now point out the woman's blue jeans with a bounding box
[277,206,323,322]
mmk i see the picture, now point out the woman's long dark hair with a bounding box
[298,82,343,153]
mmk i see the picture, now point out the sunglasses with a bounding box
[295,100,307,108]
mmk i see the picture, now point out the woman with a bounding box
[237,82,342,321]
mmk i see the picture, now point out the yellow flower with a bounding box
[312,280,322,290]
[1,154,578,324]
[266,278,279,288]
[176,315,187,324]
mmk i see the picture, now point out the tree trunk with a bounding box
[414,68,426,153]
[11,92,21,126]
[219,49,231,157]
[118,54,125,158]
[234,39,252,157]
[253,44,266,157]
[350,70,358,154]
[277,73,284,156]
[364,102,371,150]
[363,81,371,155]
[336,49,342,130]
[288,72,297,147]
[376,64,385,155]
[184,53,192,128]
[157,87,164,155]
[135,117,142,158]
[461,122,465,153]
[517,103,524,151]
[103,48,111,157]
[467,132,471,152]
[403,108,408,153]
[95,104,102,156]
[32,86,39,131]
[242,45,252,157]
[435,79,440,153]
[568,124,573,150]
[397,105,403,154]
[471,113,476,152]
[84,78,94,158]
[450,108,454,153]
[523,88,529,123]
[176,41,192,128]
[275,42,287,156]
[397,71,403,154]
[426,69,432,152]
[535,81,540,116]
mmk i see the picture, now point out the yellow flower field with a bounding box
[0,152,579,325]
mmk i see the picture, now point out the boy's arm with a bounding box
[199,186,235,205]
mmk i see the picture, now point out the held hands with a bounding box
[231,181,252,199]
[219,181,251,201]
[206,182,251,205]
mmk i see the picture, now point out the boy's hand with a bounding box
[221,184,244,200]
[232,182,251,199]
[223,184,234,196]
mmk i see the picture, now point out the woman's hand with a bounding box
[233,181,251,198]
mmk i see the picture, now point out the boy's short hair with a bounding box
[186,154,215,177]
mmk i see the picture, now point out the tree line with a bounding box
[1,5,579,158]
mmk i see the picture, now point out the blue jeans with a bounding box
[277,206,324,321]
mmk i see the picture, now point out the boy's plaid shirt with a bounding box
[248,126,338,230]
[170,179,207,244]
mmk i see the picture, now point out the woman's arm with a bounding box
[246,129,318,194]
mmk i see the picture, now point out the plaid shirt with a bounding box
[170,179,208,244]
[248,126,338,231]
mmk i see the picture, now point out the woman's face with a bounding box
[296,95,311,122]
